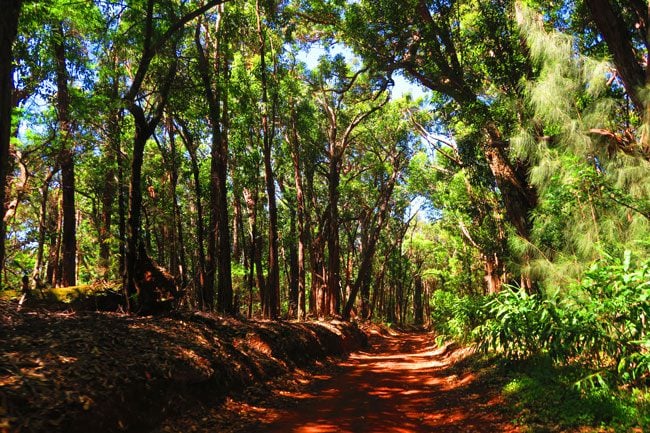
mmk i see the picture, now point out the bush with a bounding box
[475,252,650,384]
[429,289,485,342]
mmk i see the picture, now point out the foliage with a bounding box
[475,252,650,386]
[429,289,485,343]
[500,357,650,431]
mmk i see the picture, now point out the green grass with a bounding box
[497,356,650,432]
[1,282,121,304]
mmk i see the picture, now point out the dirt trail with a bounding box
[255,331,519,433]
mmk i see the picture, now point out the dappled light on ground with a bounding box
[252,333,519,433]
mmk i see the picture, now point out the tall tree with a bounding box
[256,0,280,319]
[309,55,388,316]
[53,22,76,287]
[0,0,23,289]
[344,0,538,289]
[195,7,233,313]
[121,0,228,311]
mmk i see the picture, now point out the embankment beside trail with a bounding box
[0,302,367,433]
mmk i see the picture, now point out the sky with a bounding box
[295,42,426,100]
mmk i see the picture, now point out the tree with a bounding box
[309,54,389,316]
[120,0,230,312]
[53,21,77,287]
[195,5,233,313]
[342,98,413,319]
[0,0,23,289]
[344,0,539,289]
[256,0,280,319]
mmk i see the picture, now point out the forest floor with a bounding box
[0,299,366,433]
[157,328,520,433]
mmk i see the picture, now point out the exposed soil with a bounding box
[0,300,366,433]
[2,298,519,433]
[165,328,520,433]
[248,329,520,433]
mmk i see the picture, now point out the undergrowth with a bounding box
[429,252,650,431]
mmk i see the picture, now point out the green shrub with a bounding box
[475,252,650,385]
[429,289,485,342]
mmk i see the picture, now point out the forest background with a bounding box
[1,0,650,423]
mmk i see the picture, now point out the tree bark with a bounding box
[195,16,233,314]
[178,121,207,308]
[413,274,423,326]
[167,120,186,286]
[256,0,279,319]
[47,193,63,287]
[584,0,646,112]
[33,169,57,284]
[289,105,307,320]
[0,0,21,289]
[124,112,149,308]
[326,153,342,316]
[54,22,76,288]
[287,209,299,318]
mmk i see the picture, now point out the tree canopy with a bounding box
[0,0,647,330]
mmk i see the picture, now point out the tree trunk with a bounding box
[167,120,186,286]
[179,123,206,307]
[33,170,56,284]
[216,98,233,314]
[0,0,21,289]
[54,23,76,288]
[125,116,149,309]
[232,183,243,263]
[413,274,423,326]
[287,209,299,318]
[326,154,341,316]
[195,17,232,313]
[262,138,280,319]
[244,186,265,315]
[256,0,279,319]
[289,106,307,320]
[47,193,63,287]
[483,252,503,295]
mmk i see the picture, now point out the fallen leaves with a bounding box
[0,300,365,433]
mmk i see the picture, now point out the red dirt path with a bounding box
[254,330,520,433]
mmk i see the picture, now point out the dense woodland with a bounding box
[1,0,650,390]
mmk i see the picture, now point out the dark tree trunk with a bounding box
[54,23,76,288]
[99,110,120,280]
[289,106,307,320]
[413,274,423,326]
[287,209,299,318]
[244,186,265,315]
[125,115,149,309]
[47,194,63,287]
[117,126,127,281]
[262,137,280,319]
[326,154,341,316]
[99,161,115,280]
[584,0,646,112]
[33,170,57,283]
[167,120,186,286]
[195,19,232,314]
[257,0,279,319]
[0,0,21,289]
[180,124,206,308]
[216,106,232,314]
[232,175,244,264]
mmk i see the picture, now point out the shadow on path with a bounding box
[254,331,519,433]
